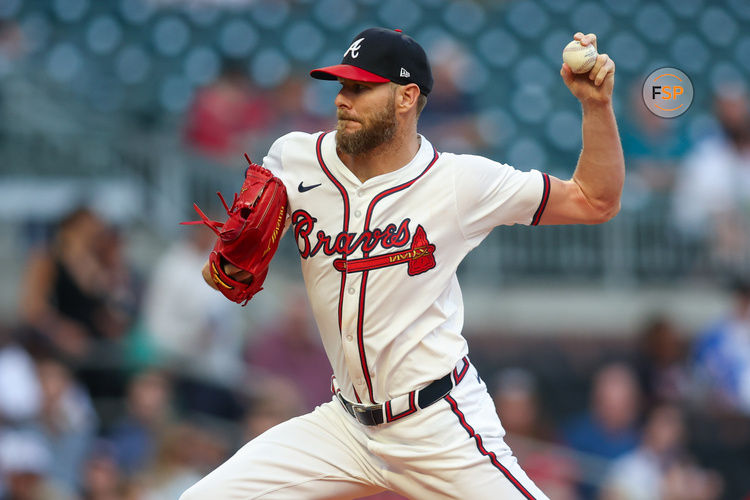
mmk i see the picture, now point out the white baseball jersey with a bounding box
[181,130,553,500]
[263,130,550,405]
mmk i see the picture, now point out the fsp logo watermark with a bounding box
[642,67,693,118]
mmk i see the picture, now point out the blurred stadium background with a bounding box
[0,0,750,499]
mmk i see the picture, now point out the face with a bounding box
[335,79,398,156]
[593,363,640,431]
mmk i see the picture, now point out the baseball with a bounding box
[562,40,598,74]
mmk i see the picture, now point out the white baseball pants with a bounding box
[180,362,548,499]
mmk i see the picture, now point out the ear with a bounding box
[396,83,421,114]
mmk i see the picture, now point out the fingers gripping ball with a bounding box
[184,155,288,305]
[562,40,598,74]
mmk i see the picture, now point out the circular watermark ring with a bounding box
[642,67,693,118]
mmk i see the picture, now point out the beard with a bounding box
[335,98,397,156]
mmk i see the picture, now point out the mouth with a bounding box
[337,118,361,131]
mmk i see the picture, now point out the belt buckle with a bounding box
[352,404,381,426]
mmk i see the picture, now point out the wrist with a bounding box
[581,98,613,112]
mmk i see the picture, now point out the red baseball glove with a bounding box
[184,155,288,305]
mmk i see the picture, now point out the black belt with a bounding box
[336,372,455,426]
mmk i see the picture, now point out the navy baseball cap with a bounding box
[310,28,433,96]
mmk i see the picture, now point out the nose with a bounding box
[334,88,350,111]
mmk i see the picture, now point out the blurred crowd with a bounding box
[2,14,750,500]
[1,205,334,500]
[4,205,750,499]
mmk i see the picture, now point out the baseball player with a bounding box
[181,28,622,499]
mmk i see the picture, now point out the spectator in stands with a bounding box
[600,403,722,500]
[96,226,141,338]
[142,227,244,382]
[108,370,173,476]
[563,362,642,499]
[0,20,24,60]
[137,423,204,500]
[671,85,750,272]
[417,37,484,154]
[0,430,76,500]
[493,368,578,500]
[19,207,134,361]
[141,227,246,419]
[244,287,331,412]
[635,315,691,407]
[564,362,641,458]
[0,19,27,125]
[32,355,98,492]
[270,73,330,138]
[0,328,41,425]
[658,457,724,500]
[184,60,274,166]
[80,441,129,500]
[692,279,750,416]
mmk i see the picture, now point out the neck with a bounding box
[337,126,420,183]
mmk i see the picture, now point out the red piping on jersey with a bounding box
[531,173,550,226]
[356,146,440,403]
[446,394,537,500]
[453,357,469,384]
[316,132,349,332]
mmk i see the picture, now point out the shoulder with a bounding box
[269,131,323,155]
[440,153,526,179]
[439,152,504,167]
[264,131,325,177]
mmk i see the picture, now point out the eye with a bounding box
[338,81,369,94]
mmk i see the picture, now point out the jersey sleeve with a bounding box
[452,154,550,241]
[261,134,289,181]
[261,132,300,235]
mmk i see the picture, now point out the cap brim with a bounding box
[310,64,390,83]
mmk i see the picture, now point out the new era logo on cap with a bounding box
[310,27,433,96]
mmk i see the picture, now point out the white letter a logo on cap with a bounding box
[344,38,365,59]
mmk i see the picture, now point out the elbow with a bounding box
[592,199,621,224]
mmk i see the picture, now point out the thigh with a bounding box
[375,365,549,500]
[180,399,386,500]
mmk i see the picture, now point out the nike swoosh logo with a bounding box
[298,182,322,192]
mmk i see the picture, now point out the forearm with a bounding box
[573,100,624,216]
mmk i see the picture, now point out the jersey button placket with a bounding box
[339,236,363,395]
[340,273,361,382]
[342,188,369,399]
